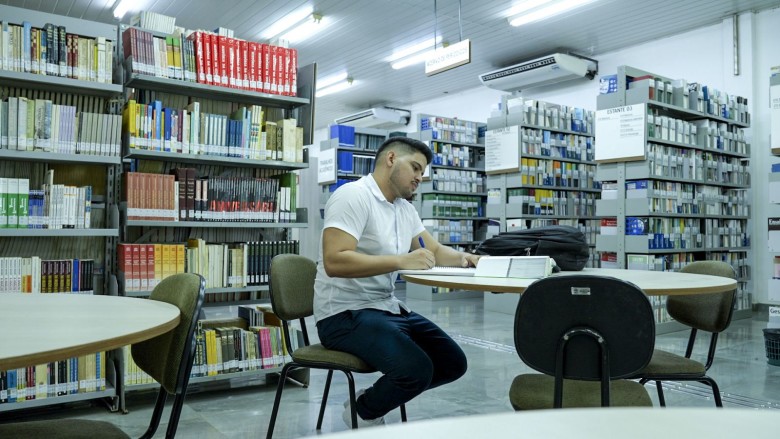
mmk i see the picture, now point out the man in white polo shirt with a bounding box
[314,137,480,428]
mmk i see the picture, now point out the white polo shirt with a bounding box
[313,174,425,322]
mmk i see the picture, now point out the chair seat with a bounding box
[291,343,375,372]
[509,374,652,410]
[637,349,706,377]
[0,419,130,439]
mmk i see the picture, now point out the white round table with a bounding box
[304,408,779,438]
[0,293,180,371]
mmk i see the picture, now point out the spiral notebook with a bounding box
[398,266,476,276]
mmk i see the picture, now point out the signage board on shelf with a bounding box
[317,148,337,185]
[484,125,519,174]
[594,103,646,162]
[772,84,780,151]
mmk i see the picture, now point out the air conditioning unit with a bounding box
[479,53,597,92]
[334,107,411,129]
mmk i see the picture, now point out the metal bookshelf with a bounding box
[125,149,309,170]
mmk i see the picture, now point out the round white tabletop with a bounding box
[304,408,779,439]
[0,293,180,371]
[402,267,737,295]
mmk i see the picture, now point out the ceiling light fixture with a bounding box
[508,0,594,27]
[387,36,443,69]
[316,77,354,97]
[112,0,132,19]
[317,72,349,89]
[261,6,325,44]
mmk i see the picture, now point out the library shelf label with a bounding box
[595,103,646,162]
[485,125,519,174]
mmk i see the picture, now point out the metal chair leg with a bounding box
[266,363,294,439]
[400,403,407,422]
[700,377,723,407]
[316,370,335,430]
[345,373,358,428]
[655,380,666,407]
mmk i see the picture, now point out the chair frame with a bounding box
[140,273,206,439]
[265,254,406,439]
[638,285,737,407]
[512,275,655,409]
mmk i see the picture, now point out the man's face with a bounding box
[389,151,427,200]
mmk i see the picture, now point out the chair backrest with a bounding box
[269,253,317,321]
[132,273,205,394]
[667,261,737,333]
[514,275,655,381]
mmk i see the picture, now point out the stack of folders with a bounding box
[474,256,555,279]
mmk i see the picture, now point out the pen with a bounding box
[418,236,425,248]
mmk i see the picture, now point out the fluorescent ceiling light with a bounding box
[318,72,349,89]
[507,0,555,17]
[112,0,132,19]
[391,50,436,70]
[387,36,442,62]
[508,0,594,27]
[262,6,319,40]
[279,14,325,44]
[316,78,354,97]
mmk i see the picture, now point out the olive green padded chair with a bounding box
[265,254,407,439]
[631,260,737,407]
[0,273,206,439]
[509,275,655,409]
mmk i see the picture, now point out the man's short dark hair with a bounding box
[374,137,433,169]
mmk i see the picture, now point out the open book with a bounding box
[397,266,477,276]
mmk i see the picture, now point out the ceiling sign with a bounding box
[425,39,471,76]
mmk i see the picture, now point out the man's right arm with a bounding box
[322,227,435,278]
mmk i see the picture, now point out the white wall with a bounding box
[311,8,780,304]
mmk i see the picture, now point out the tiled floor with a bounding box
[4,292,780,438]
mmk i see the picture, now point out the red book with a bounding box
[226,37,237,88]
[247,41,258,92]
[261,43,271,93]
[239,39,249,90]
[288,47,298,96]
[139,244,148,290]
[217,35,228,86]
[202,32,214,85]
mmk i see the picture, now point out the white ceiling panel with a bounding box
[4,0,780,128]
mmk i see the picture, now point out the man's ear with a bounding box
[386,150,396,166]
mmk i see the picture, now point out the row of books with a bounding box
[421,219,476,244]
[0,352,105,403]
[1,97,121,156]
[517,158,599,189]
[521,128,595,162]
[336,151,374,175]
[123,100,303,162]
[429,141,478,168]
[419,116,481,143]
[0,21,114,83]
[647,111,749,155]
[420,194,482,218]
[504,98,595,135]
[645,143,751,185]
[0,257,95,294]
[504,189,598,217]
[430,169,485,193]
[117,240,299,292]
[0,177,93,230]
[623,74,750,125]
[123,28,298,96]
[124,172,298,223]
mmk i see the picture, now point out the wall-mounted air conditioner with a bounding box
[479,53,597,92]
[334,107,411,129]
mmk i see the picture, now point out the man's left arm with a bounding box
[415,230,481,268]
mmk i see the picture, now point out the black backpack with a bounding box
[474,225,590,271]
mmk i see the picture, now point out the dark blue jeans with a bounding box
[316,308,467,420]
